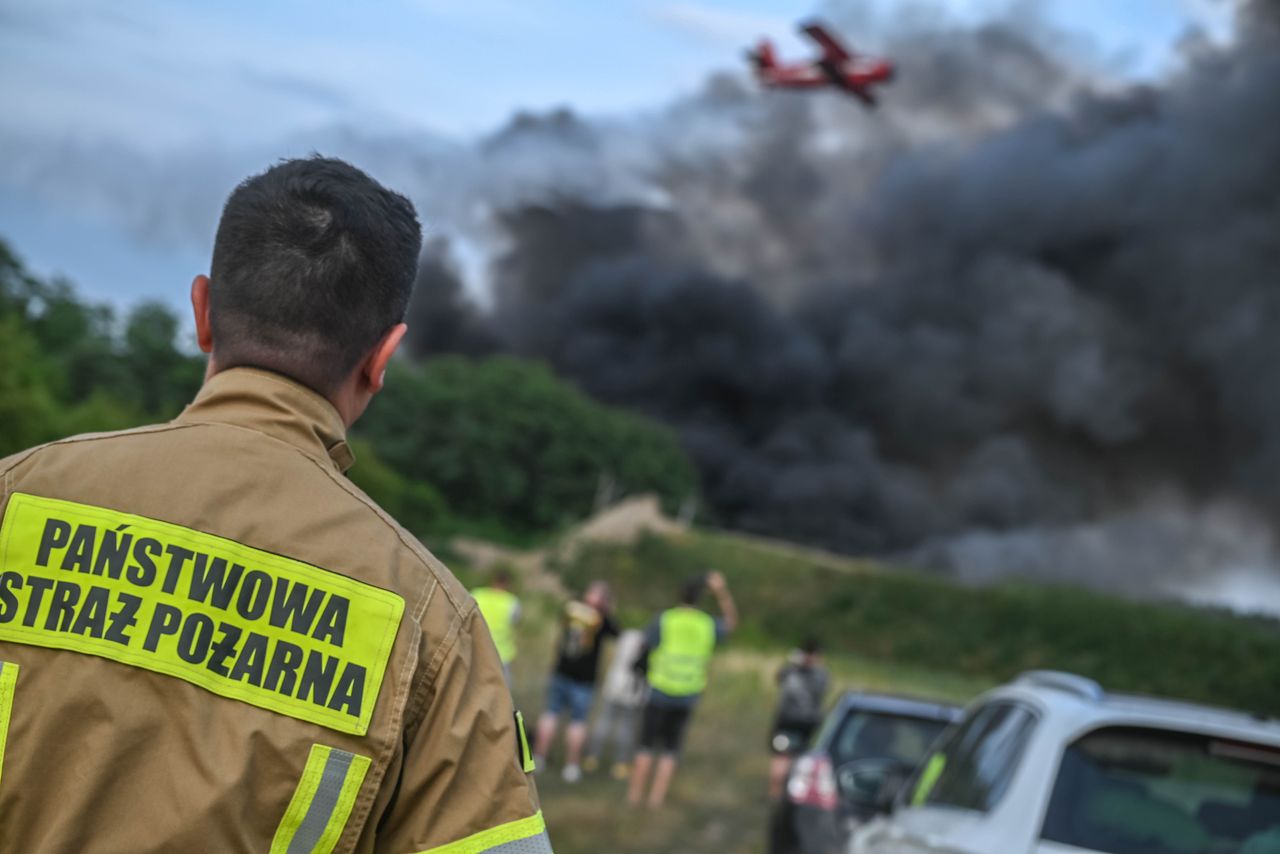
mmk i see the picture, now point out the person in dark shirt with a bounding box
[532,580,619,782]
[768,636,829,800]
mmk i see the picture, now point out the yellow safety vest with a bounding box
[648,606,717,697]
[472,587,519,664]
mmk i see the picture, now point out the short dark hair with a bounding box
[800,636,822,655]
[209,156,422,393]
[679,575,706,606]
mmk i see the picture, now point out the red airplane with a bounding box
[748,21,895,107]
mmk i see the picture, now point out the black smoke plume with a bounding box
[404,237,499,359]
[413,1,1280,605]
[5,1,1276,604]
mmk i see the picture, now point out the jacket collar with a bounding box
[176,367,356,473]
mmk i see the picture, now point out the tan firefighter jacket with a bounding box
[0,368,546,854]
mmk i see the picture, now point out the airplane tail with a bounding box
[747,39,777,71]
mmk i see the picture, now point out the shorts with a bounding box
[770,720,816,755]
[639,701,694,756]
[546,674,595,723]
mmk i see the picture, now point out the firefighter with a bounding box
[0,157,547,853]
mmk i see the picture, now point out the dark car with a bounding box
[769,692,962,854]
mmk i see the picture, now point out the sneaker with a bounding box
[561,764,582,783]
[611,762,631,781]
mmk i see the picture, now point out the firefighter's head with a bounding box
[194,156,422,422]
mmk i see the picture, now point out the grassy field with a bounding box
[450,520,1280,852]
[495,582,988,854]
[558,531,1280,713]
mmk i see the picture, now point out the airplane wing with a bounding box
[817,64,879,106]
[800,21,852,63]
[847,85,878,107]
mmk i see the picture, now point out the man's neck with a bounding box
[207,359,361,428]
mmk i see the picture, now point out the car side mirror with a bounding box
[837,758,912,813]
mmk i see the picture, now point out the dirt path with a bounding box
[451,494,688,596]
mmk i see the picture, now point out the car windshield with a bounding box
[830,709,949,767]
[1041,725,1280,854]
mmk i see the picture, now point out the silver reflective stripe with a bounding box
[286,749,355,854]
[483,830,554,854]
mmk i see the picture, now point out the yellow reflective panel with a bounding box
[0,661,17,789]
[912,752,947,806]
[0,493,404,735]
[414,811,550,854]
[516,710,536,773]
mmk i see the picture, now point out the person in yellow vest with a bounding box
[627,570,737,808]
[471,568,521,685]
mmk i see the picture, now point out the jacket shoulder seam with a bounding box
[0,422,198,480]
[180,419,464,613]
[298,452,466,616]
[1,420,464,613]
[404,601,470,740]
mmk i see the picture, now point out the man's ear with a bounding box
[363,323,408,394]
[191,275,214,354]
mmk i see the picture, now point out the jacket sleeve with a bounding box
[373,607,547,854]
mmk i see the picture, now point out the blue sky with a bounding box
[0,0,1237,308]
[1,0,1233,143]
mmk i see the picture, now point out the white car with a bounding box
[850,671,1280,854]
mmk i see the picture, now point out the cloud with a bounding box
[0,2,435,149]
[236,68,358,111]
[647,2,793,47]
[405,0,548,29]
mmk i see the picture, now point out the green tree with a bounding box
[358,356,698,538]
[0,317,60,455]
[0,240,200,456]
[1,236,699,542]
[123,301,205,414]
[346,438,448,535]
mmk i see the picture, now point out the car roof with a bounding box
[834,690,964,723]
[982,671,1280,746]
[1101,692,1280,736]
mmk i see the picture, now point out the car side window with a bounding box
[916,701,1037,813]
[1041,726,1280,854]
